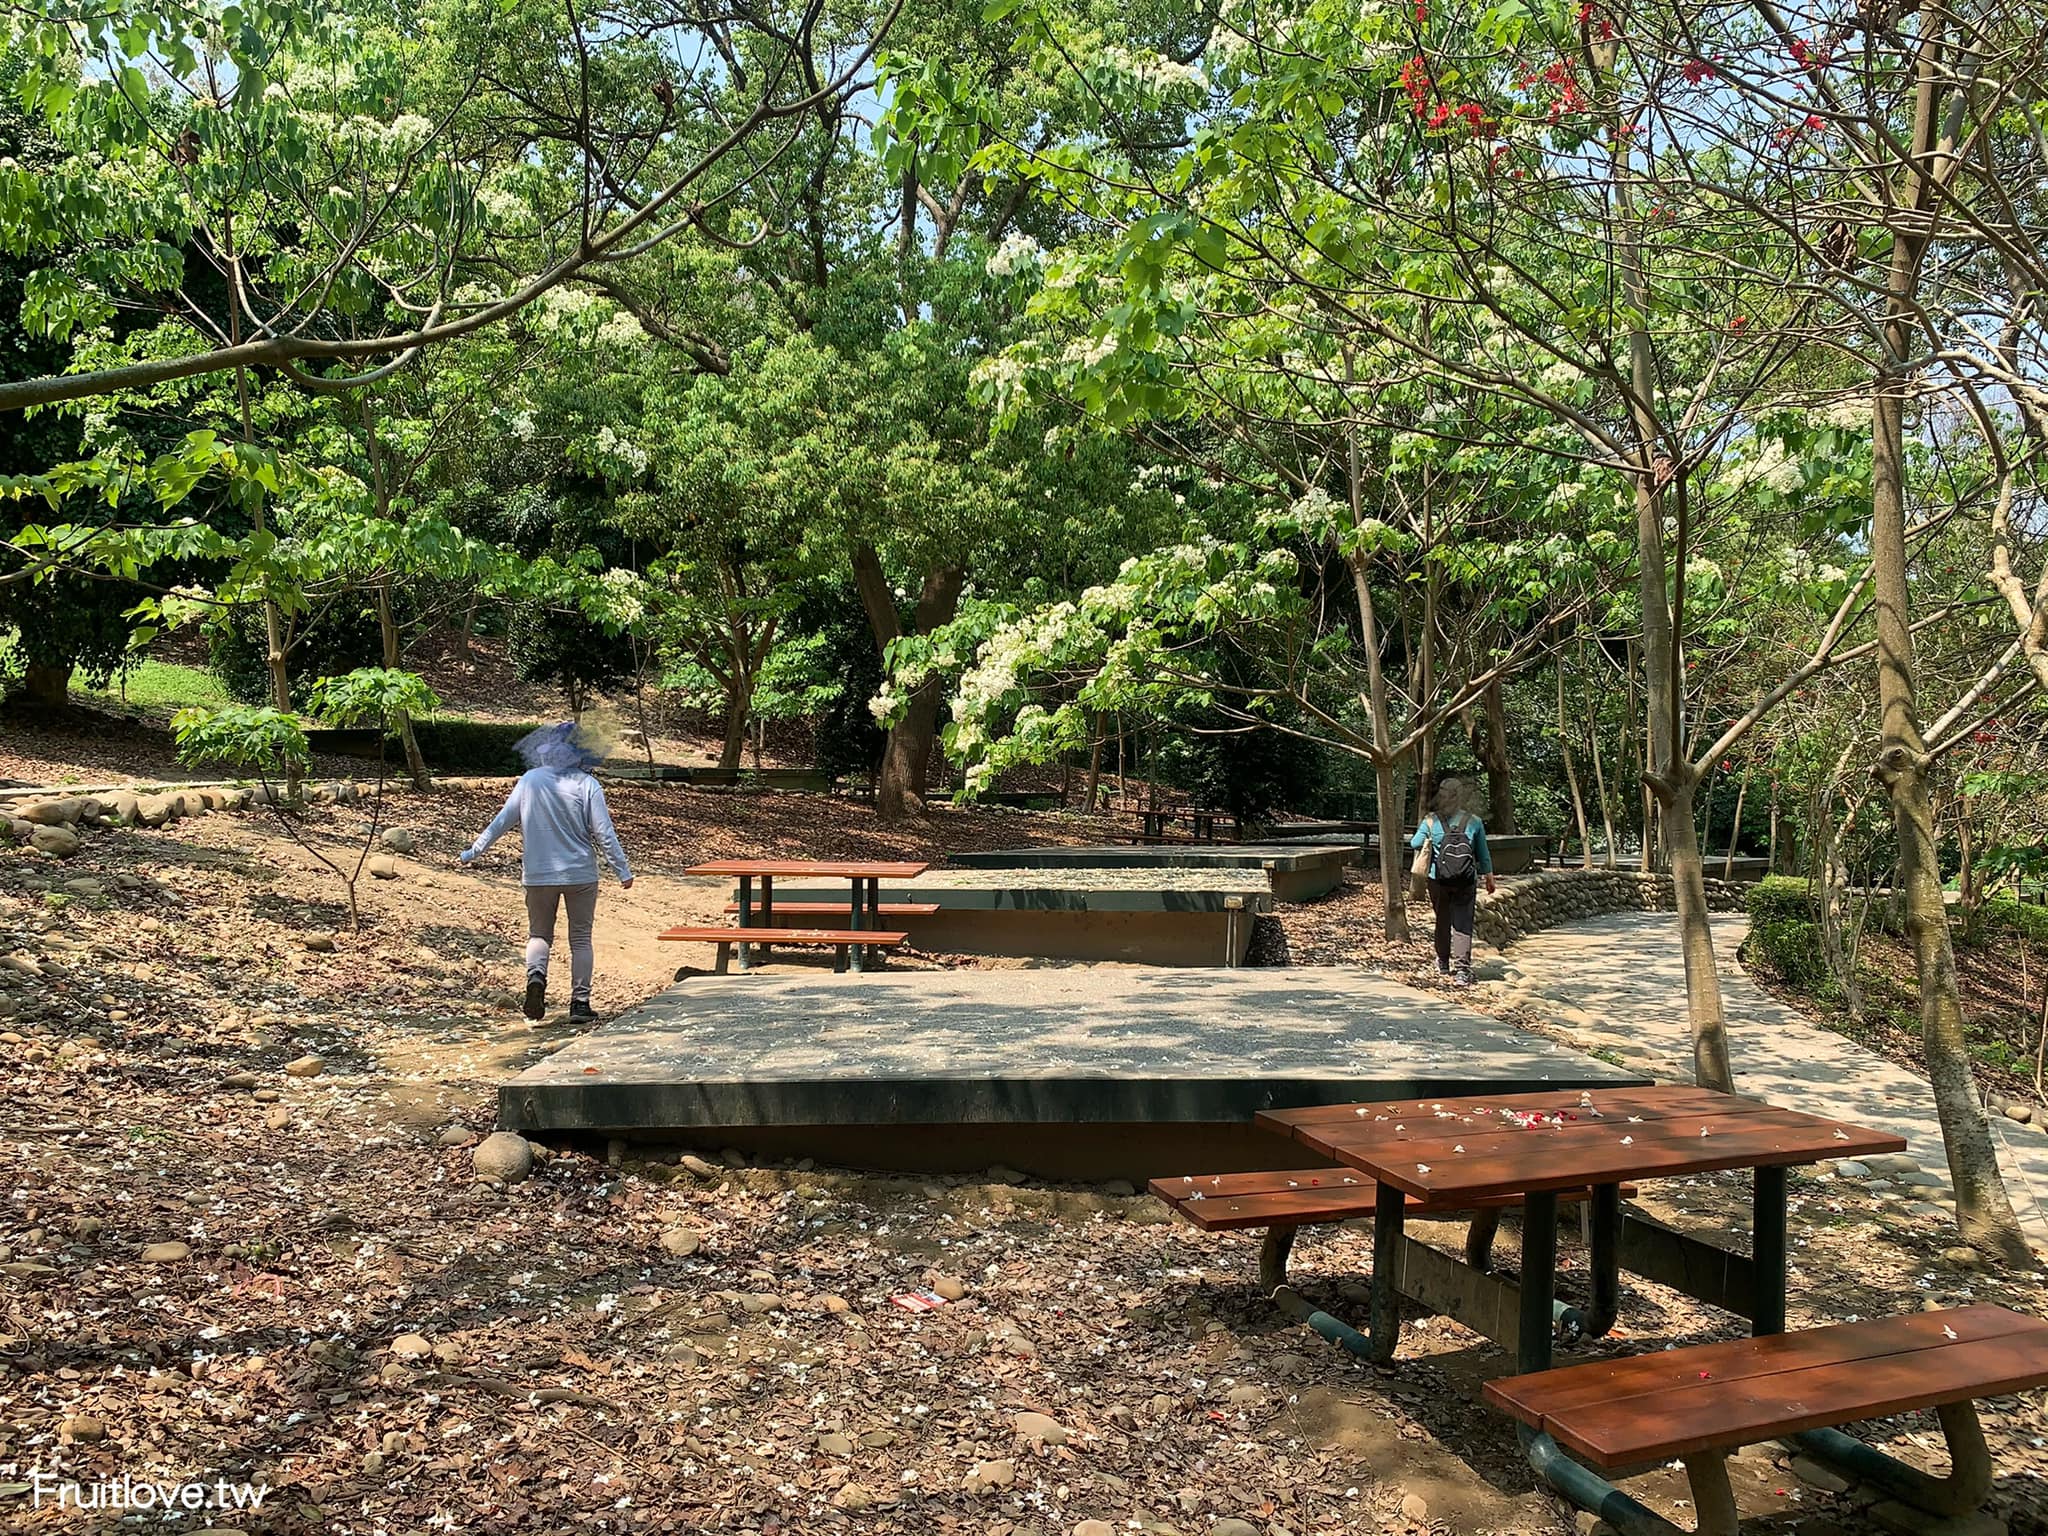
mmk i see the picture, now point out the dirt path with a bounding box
[1498,911,2048,1250]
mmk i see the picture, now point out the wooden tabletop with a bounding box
[1258,1085,1906,1203]
[683,860,930,879]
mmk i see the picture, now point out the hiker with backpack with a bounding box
[1408,776,1495,986]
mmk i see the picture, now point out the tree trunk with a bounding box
[1373,752,1408,933]
[1343,377,1409,941]
[376,586,430,790]
[1585,643,1617,865]
[17,660,73,708]
[458,596,479,662]
[1872,347,2030,1266]
[718,688,748,770]
[1858,22,2030,1264]
[1722,770,1749,880]
[1768,778,1781,875]
[1629,476,1731,1088]
[1481,675,1516,832]
[853,546,966,821]
[1083,718,1104,810]
[1560,666,1591,868]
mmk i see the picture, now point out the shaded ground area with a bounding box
[1744,908,2048,1120]
[1,804,2045,1535]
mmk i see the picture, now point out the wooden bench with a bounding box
[659,925,908,974]
[723,901,939,919]
[1486,1304,2048,1535]
[1151,1167,1635,1354]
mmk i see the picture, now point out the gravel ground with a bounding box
[0,794,2044,1536]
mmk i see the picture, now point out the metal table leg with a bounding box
[736,875,754,972]
[1752,1163,1788,1337]
[848,878,866,973]
[867,879,884,969]
[1578,1182,1622,1339]
[1256,1200,1403,1364]
[757,874,774,965]
[1515,1187,1717,1535]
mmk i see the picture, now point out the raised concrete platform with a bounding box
[500,968,1645,1178]
[947,842,1356,901]
[765,868,1269,965]
[1374,831,1556,875]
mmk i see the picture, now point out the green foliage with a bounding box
[506,602,637,705]
[74,658,226,711]
[171,703,310,777]
[1148,708,1323,822]
[1743,877,1830,990]
[304,668,439,731]
[1971,897,2048,952]
[208,605,383,707]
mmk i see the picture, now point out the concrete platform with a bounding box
[947,842,1357,901]
[500,967,1645,1178]
[764,869,1269,965]
[1374,831,1556,875]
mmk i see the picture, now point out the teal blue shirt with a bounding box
[1409,812,1492,878]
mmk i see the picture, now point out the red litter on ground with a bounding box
[889,1289,951,1312]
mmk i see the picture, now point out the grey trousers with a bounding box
[1428,874,1478,970]
[524,882,599,1002]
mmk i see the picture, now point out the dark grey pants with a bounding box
[1428,874,1478,970]
[524,882,599,1002]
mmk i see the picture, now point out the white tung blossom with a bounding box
[594,425,649,477]
[1096,46,1208,96]
[1062,333,1118,369]
[1819,398,1868,432]
[1206,25,1252,67]
[1750,440,1804,495]
[971,355,1028,413]
[985,232,1043,278]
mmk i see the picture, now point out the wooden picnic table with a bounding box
[1255,1085,1904,1371]
[1112,803,1242,844]
[682,859,928,972]
[1251,1086,1909,1533]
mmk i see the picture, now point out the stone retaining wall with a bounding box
[1477,867,1747,949]
[1,780,380,860]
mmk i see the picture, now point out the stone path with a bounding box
[1495,911,2048,1247]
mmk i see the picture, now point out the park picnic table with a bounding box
[1242,1086,1950,1533]
[1254,1084,1904,1371]
[1111,801,1242,844]
[680,859,928,972]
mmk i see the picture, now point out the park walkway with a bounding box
[1496,911,2048,1248]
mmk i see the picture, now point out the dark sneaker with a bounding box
[523,975,547,1020]
[568,999,598,1022]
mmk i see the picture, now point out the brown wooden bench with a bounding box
[659,926,908,974]
[1151,1167,1635,1355]
[1486,1304,2048,1535]
[723,901,939,919]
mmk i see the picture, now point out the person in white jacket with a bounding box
[457,723,633,1021]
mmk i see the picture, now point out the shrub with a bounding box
[1973,895,2048,950]
[1744,875,1831,988]
[209,604,384,707]
[405,719,546,774]
[505,602,636,711]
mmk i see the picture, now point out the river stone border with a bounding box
[0,780,379,858]
[1477,867,1747,950]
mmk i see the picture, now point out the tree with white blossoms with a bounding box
[0,0,906,420]
[883,0,1936,1090]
